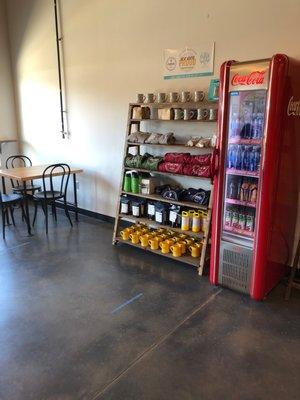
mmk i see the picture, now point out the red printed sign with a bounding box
[231,71,266,86]
[229,61,270,92]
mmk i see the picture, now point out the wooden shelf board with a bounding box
[127,141,214,150]
[124,167,211,181]
[116,237,200,267]
[129,101,218,107]
[120,190,209,211]
[119,214,205,239]
[131,118,216,123]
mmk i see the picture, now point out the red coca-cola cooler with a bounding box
[210,54,300,300]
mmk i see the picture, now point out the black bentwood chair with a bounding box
[32,163,73,234]
[0,190,24,239]
[5,155,41,195]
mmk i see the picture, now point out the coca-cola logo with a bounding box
[231,71,266,86]
[287,96,300,116]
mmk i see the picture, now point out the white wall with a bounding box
[5,0,300,225]
[0,0,18,165]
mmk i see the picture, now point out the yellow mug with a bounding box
[172,236,181,242]
[149,237,159,250]
[140,234,149,247]
[156,227,166,234]
[184,237,196,247]
[189,243,202,258]
[170,243,183,257]
[153,234,164,243]
[120,229,131,240]
[129,232,140,244]
[159,240,170,254]
[178,233,188,240]
[165,238,176,246]
[178,240,187,254]
[159,233,168,241]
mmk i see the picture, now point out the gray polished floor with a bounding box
[0,210,299,400]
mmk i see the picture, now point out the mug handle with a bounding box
[203,109,209,119]
[190,110,196,118]
[170,246,174,252]
[187,93,191,102]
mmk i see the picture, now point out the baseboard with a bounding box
[55,202,115,224]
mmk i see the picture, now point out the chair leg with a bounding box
[10,207,16,226]
[2,209,6,239]
[6,209,10,226]
[20,203,27,224]
[33,202,38,226]
[44,201,49,235]
[52,202,57,221]
[64,199,73,227]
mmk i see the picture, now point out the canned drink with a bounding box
[225,209,233,226]
[245,213,254,231]
[232,211,239,227]
[238,213,246,230]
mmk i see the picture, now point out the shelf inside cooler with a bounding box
[225,198,256,208]
[228,138,262,145]
[223,225,254,238]
[226,168,259,178]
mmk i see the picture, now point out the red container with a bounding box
[210,55,300,300]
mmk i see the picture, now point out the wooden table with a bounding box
[0,165,83,235]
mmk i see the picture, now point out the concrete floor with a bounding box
[0,210,299,400]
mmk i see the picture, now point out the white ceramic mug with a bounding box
[169,92,179,102]
[145,93,156,103]
[157,92,167,103]
[180,91,191,102]
[197,108,208,120]
[208,108,218,121]
[174,108,184,120]
[137,93,146,103]
[193,90,205,102]
[184,109,196,120]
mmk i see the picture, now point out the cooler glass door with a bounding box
[221,89,267,245]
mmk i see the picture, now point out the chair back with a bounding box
[42,163,71,201]
[5,155,33,188]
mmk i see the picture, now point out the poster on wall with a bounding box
[163,43,215,80]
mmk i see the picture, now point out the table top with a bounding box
[0,165,83,181]
[0,138,18,144]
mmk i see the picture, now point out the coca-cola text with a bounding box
[287,96,300,116]
[231,71,266,86]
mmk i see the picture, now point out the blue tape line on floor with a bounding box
[111,293,143,314]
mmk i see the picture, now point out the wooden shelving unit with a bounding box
[112,101,217,275]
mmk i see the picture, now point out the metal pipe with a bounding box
[54,0,67,138]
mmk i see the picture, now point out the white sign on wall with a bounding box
[163,43,215,80]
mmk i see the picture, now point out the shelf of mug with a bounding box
[116,237,200,267]
[121,191,209,211]
[226,168,259,178]
[225,198,256,208]
[124,167,212,181]
[127,141,215,150]
[130,101,218,108]
[119,214,205,239]
[223,225,254,238]
[130,118,216,123]
[228,138,262,145]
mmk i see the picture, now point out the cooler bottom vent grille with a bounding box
[220,247,252,294]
